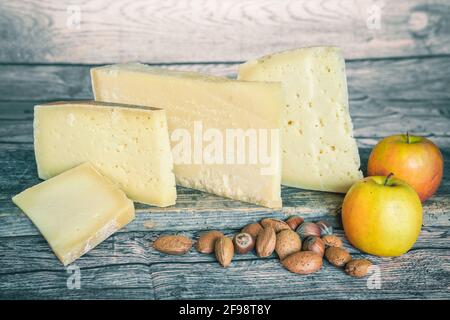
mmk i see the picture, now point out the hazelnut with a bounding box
[285,215,304,231]
[296,222,321,239]
[302,236,325,257]
[316,220,333,236]
[233,232,254,254]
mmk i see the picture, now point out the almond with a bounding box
[215,236,234,267]
[261,218,290,233]
[275,229,301,260]
[196,230,224,254]
[282,251,323,274]
[241,222,263,240]
[233,232,255,254]
[345,259,373,277]
[325,247,352,267]
[285,215,304,231]
[256,226,276,257]
[153,235,192,255]
[322,235,343,248]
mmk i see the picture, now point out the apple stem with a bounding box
[406,131,410,144]
[384,173,394,186]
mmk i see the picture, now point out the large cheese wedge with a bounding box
[12,163,135,266]
[34,100,176,207]
[91,63,283,208]
[238,47,363,193]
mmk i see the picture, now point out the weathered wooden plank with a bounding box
[1,57,450,101]
[152,249,450,300]
[2,98,450,146]
[0,229,448,299]
[2,187,449,236]
[3,98,447,121]
[0,287,155,300]
[1,227,448,272]
[0,58,449,145]
[0,101,34,120]
[1,145,449,236]
[151,249,450,300]
[0,65,93,101]
[1,0,450,63]
[0,264,156,300]
[357,136,450,149]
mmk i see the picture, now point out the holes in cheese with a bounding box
[34,100,176,207]
[91,64,283,208]
[238,47,363,193]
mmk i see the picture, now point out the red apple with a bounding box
[368,133,443,201]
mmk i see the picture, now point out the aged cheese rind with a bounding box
[91,64,283,208]
[238,47,363,193]
[34,100,176,207]
[12,163,135,266]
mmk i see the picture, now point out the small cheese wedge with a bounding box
[34,100,176,207]
[91,63,283,208]
[238,47,363,193]
[12,163,135,266]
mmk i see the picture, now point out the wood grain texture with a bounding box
[2,57,450,101]
[0,129,448,300]
[2,228,449,272]
[0,228,448,299]
[1,144,449,238]
[0,57,449,145]
[0,0,449,301]
[1,0,450,63]
[2,99,450,147]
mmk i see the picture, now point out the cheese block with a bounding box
[34,100,176,207]
[12,163,135,266]
[91,63,283,208]
[238,47,363,193]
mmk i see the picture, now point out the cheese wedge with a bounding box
[34,100,176,207]
[91,63,283,208]
[238,47,362,193]
[12,163,135,266]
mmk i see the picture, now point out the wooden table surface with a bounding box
[1,145,449,299]
[0,0,449,300]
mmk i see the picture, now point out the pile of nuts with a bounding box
[152,216,373,277]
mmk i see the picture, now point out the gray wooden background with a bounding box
[0,0,449,299]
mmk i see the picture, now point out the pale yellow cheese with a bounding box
[238,47,363,193]
[91,63,283,208]
[34,100,176,207]
[12,163,135,266]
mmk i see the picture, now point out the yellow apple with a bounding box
[342,175,422,257]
